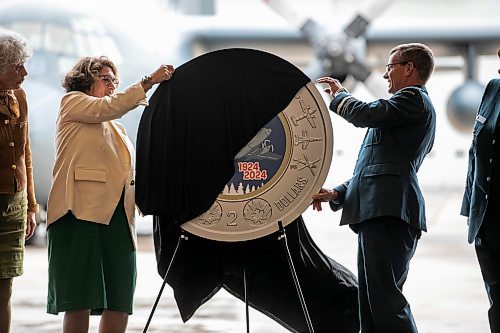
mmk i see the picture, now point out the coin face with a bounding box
[181,81,333,241]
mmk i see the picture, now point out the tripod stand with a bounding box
[143,221,315,333]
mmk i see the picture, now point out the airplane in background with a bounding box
[163,0,500,193]
[0,0,499,226]
[0,0,170,226]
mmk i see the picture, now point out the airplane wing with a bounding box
[181,19,500,71]
[366,24,500,63]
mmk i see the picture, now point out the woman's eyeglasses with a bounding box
[98,75,119,86]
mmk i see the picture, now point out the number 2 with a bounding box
[227,211,237,226]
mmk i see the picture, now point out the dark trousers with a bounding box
[475,236,500,333]
[356,217,421,333]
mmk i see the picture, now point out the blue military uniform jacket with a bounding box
[461,78,500,243]
[329,86,436,231]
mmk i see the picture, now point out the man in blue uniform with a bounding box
[312,43,435,333]
[461,48,500,333]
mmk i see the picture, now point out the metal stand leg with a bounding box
[143,232,188,333]
[244,268,250,333]
[277,221,315,333]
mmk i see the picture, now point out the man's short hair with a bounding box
[390,43,435,83]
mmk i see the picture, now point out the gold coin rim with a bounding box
[181,81,333,241]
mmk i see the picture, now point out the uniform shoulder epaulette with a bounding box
[400,88,418,95]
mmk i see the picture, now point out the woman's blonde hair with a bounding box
[61,56,118,93]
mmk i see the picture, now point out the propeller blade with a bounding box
[363,71,391,98]
[348,57,372,82]
[263,0,394,97]
[358,0,396,23]
[262,0,306,29]
[344,0,396,38]
[304,59,327,81]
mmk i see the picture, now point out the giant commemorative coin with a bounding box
[182,81,333,241]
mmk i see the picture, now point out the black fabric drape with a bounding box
[155,215,359,333]
[136,48,310,224]
[136,48,359,332]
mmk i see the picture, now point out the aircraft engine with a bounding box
[446,80,484,133]
[264,0,394,97]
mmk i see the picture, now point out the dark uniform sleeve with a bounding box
[329,180,350,212]
[461,142,475,217]
[459,80,496,217]
[330,88,427,128]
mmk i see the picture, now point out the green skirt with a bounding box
[0,191,27,279]
[47,197,136,315]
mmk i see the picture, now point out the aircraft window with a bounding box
[73,33,88,56]
[7,22,43,50]
[68,32,121,65]
[44,24,74,55]
[7,22,75,56]
[86,35,123,64]
[4,18,122,65]
[71,17,123,64]
[72,17,105,34]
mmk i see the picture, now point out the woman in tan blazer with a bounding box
[46,56,174,333]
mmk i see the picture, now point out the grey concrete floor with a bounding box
[10,189,491,332]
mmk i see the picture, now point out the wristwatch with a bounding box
[334,87,349,97]
[142,75,151,85]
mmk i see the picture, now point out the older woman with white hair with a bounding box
[0,28,38,333]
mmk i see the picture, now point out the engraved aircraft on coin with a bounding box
[292,154,321,177]
[290,100,317,128]
[294,130,323,150]
[184,82,333,241]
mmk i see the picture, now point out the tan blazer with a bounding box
[46,83,147,248]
